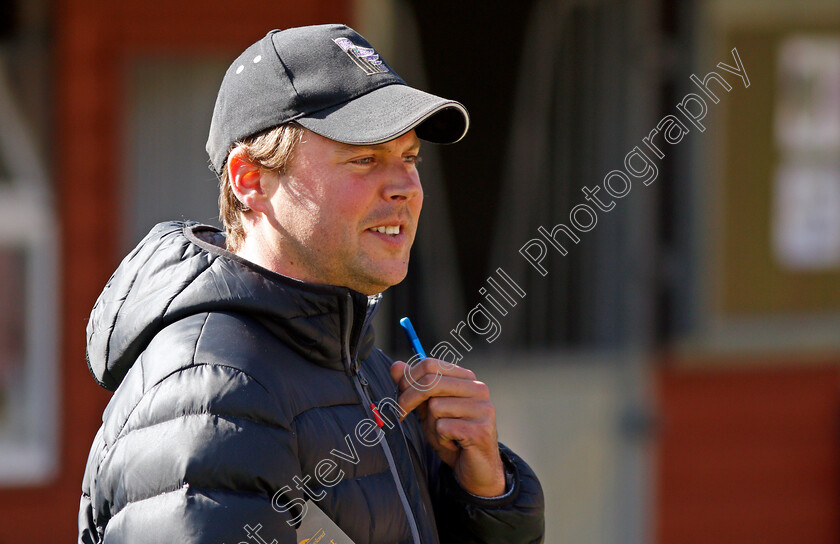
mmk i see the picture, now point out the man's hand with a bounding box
[390,359,506,497]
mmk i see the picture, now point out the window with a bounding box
[0,56,58,485]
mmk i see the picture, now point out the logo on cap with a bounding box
[333,38,388,76]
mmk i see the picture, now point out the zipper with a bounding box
[343,293,422,544]
[384,393,434,528]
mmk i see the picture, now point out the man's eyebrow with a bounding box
[333,140,422,155]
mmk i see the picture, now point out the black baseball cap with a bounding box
[206,24,470,175]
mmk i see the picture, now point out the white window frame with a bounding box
[0,54,58,485]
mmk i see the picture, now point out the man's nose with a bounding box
[382,162,422,201]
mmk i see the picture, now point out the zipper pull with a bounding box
[357,367,369,386]
[370,404,385,428]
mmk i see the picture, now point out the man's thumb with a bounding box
[390,360,407,385]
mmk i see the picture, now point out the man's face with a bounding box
[262,129,423,295]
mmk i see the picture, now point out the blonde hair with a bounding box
[218,122,306,252]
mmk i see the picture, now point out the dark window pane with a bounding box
[0,246,25,428]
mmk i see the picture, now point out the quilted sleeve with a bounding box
[79,315,307,544]
[429,442,545,544]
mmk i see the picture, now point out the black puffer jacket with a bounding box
[79,222,544,544]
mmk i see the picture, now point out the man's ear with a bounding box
[227,146,267,211]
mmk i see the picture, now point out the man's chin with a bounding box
[350,265,408,295]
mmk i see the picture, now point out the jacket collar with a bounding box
[186,224,379,373]
[89,221,384,390]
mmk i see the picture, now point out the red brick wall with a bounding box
[657,360,840,544]
[0,1,351,541]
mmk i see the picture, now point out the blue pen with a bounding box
[399,317,461,449]
[399,317,427,359]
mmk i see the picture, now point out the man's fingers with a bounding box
[389,361,505,497]
[425,395,494,422]
[389,359,486,421]
[390,360,408,385]
[434,433,461,452]
[434,417,478,448]
[391,361,430,420]
[397,376,490,418]
[429,415,498,454]
[391,358,475,393]
[423,397,495,447]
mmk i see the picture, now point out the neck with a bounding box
[235,225,305,281]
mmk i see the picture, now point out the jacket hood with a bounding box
[86,221,377,391]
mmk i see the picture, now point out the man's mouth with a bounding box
[367,225,401,236]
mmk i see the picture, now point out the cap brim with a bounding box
[296,83,469,146]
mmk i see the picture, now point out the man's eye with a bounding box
[404,155,423,165]
[351,157,374,165]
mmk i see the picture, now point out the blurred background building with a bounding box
[0,0,839,542]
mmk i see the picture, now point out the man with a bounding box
[79,24,544,544]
